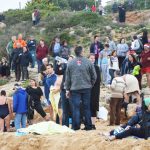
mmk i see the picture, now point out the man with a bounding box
[44,64,57,119]
[52,37,61,58]
[6,36,16,69]
[11,43,23,81]
[65,46,97,130]
[90,35,104,65]
[27,36,36,68]
[13,34,27,49]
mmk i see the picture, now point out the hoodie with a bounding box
[13,88,28,113]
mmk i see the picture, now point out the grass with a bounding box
[0,79,8,86]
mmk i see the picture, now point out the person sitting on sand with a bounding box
[104,98,150,141]
[0,90,13,132]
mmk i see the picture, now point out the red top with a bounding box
[91,6,96,12]
[141,50,150,68]
[36,45,48,60]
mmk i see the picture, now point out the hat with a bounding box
[13,83,21,90]
[144,98,150,107]
[144,44,150,48]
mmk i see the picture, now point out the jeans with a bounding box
[109,69,116,84]
[116,127,145,139]
[29,51,36,68]
[37,59,43,73]
[101,64,110,85]
[15,113,27,130]
[21,66,28,80]
[70,89,92,130]
[61,90,72,127]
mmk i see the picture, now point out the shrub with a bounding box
[0,79,8,86]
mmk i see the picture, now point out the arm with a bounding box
[65,66,71,91]
[13,94,18,113]
[90,64,97,87]
[110,79,117,89]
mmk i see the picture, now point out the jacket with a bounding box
[13,39,27,49]
[65,56,97,91]
[36,45,48,60]
[13,88,28,113]
[20,51,32,67]
[27,40,36,51]
[117,43,129,57]
[11,48,23,65]
[110,77,126,98]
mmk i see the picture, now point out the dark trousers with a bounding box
[21,66,28,80]
[116,127,145,139]
[70,89,92,130]
[109,69,115,84]
[37,59,43,73]
[118,56,125,70]
[95,57,98,66]
[15,64,21,81]
[110,98,123,125]
[61,90,72,127]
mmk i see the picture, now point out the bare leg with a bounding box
[5,115,10,131]
[0,118,4,132]
[91,117,96,125]
[48,105,54,120]
[44,115,50,121]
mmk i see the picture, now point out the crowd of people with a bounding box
[0,30,150,140]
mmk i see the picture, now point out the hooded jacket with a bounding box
[13,88,28,113]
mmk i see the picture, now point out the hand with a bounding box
[125,126,131,130]
[66,91,70,99]
[136,124,141,128]
[147,57,150,60]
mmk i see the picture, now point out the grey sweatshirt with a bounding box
[65,56,97,91]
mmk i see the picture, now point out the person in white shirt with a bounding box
[131,35,140,52]
[108,50,119,84]
[32,12,36,26]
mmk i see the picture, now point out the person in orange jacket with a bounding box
[13,34,27,49]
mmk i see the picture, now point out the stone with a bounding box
[105,26,112,31]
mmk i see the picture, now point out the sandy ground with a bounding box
[0,67,150,150]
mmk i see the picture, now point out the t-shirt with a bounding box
[26,86,43,104]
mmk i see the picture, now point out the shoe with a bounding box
[92,125,96,130]
[82,126,93,131]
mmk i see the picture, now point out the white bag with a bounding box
[97,106,108,121]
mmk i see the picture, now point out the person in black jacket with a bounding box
[118,4,126,24]
[11,43,23,81]
[90,35,104,65]
[20,47,32,81]
[88,54,100,129]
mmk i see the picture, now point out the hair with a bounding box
[110,50,117,67]
[30,79,38,87]
[119,38,125,43]
[69,55,75,59]
[129,54,137,63]
[40,39,45,42]
[42,57,48,63]
[88,53,95,58]
[1,90,6,96]
[94,35,98,40]
[74,46,83,57]
[133,35,137,40]
[104,43,109,48]
[115,70,121,76]
[62,40,67,46]
[47,63,53,68]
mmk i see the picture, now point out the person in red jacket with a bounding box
[36,39,48,73]
[91,5,96,12]
[141,44,150,88]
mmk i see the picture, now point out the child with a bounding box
[13,84,28,130]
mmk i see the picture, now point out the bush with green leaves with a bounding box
[0,79,8,86]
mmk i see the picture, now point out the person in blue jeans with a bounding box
[13,84,28,130]
[65,46,97,130]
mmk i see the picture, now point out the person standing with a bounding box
[13,84,28,130]
[20,47,32,81]
[88,54,100,129]
[90,35,104,65]
[105,36,116,52]
[98,4,103,15]
[118,4,126,24]
[141,44,150,88]
[27,36,36,68]
[6,36,16,69]
[65,46,97,130]
[117,38,129,69]
[36,39,48,73]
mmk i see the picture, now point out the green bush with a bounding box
[0,79,8,86]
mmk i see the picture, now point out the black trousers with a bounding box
[118,56,125,70]
[15,64,21,81]
[21,66,28,80]
[116,127,145,139]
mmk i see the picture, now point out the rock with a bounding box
[69,30,75,35]
[105,26,112,31]
[110,30,116,37]
[40,27,46,35]
[0,22,6,30]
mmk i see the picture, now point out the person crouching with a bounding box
[107,71,126,125]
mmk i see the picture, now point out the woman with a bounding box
[89,54,100,129]
[108,50,119,84]
[141,44,150,88]
[127,54,142,89]
[26,79,49,124]
[0,90,12,132]
[141,30,148,46]
[59,40,71,60]
[117,38,129,69]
